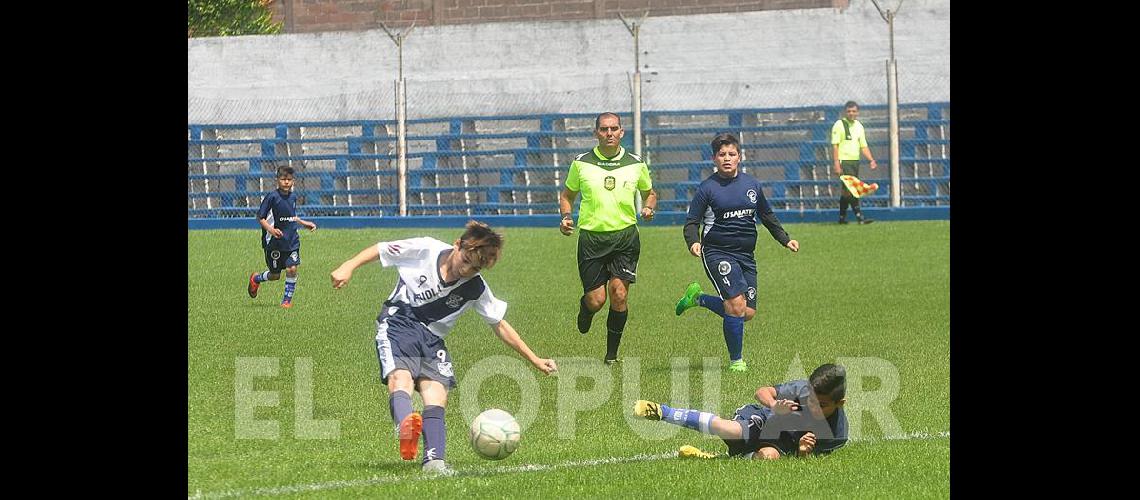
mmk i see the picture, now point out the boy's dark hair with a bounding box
[809,363,846,401]
[844,100,859,110]
[276,165,295,178]
[595,112,621,130]
[458,220,504,269]
[710,132,740,154]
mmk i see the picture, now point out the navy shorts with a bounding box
[722,403,800,457]
[374,305,456,389]
[264,247,300,273]
[723,403,827,457]
[701,247,757,310]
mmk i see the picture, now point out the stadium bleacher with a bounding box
[188,102,949,221]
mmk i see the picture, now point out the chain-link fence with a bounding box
[188,100,949,218]
[188,3,949,219]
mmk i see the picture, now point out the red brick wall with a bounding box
[267,0,849,33]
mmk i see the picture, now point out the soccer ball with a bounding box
[469,409,521,460]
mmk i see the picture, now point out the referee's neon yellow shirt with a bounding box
[831,119,868,161]
[565,146,652,232]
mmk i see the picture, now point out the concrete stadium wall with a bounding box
[267,0,847,33]
[188,0,948,124]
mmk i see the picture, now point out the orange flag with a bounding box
[840,175,879,199]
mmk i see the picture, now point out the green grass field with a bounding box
[188,220,949,498]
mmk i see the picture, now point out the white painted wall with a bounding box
[188,0,948,124]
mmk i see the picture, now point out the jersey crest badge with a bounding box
[436,350,454,377]
[438,362,454,377]
[747,189,757,203]
[446,294,463,308]
[604,176,616,190]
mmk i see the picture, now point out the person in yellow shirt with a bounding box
[831,101,878,224]
[558,112,657,364]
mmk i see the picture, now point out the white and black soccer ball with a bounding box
[469,409,521,460]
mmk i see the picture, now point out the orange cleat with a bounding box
[399,412,423,460]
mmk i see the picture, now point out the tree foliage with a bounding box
[188,0,282,38]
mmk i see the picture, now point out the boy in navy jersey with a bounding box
[675,133,799,372]
[330,220,558,474]
[247,166,317,308]
[633,363,848,460]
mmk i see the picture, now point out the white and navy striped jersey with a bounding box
[375,237,507,338]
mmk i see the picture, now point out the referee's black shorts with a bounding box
[839,160,861,199]
[576,225,640,293]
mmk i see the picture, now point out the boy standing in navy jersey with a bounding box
[247,166,317,308]
[674,133,799,372]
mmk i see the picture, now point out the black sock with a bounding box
[852,200,863,219]
[839,197,849,218]
[606,309,628,360]
[577,295,596,334]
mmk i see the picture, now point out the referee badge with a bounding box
[604,176,616,191]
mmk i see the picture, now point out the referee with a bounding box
[831,101,878,224]
[558,112,657,364]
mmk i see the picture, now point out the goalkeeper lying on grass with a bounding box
[633,363,848,460]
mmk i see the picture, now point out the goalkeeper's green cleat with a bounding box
[728,359,748,373]
[675,282,703,316]
[679,445,718,459]
[632,400,662,421]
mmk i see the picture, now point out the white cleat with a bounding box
[422,459,454,476]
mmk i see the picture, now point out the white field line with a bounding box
[189,431,949,499]
[854,430,951,442]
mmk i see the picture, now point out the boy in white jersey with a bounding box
[330,220,558,474]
